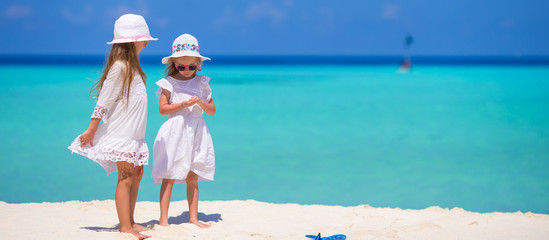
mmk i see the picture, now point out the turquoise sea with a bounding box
[0,57,548,214]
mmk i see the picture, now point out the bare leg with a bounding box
[186,172,210,228]
[116,162,150,239]
[159,179,175,226]
[129,166,151,232]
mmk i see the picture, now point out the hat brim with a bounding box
[161,51,211,64]
[107,37,158,45]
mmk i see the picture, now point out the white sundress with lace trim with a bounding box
[68,61,149,175]
[151,75,215,184]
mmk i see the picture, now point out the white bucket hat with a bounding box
[107,14,158,44]
[161,34,210,64]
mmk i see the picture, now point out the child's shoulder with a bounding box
[155,77,174,91]
[111,60,127,69]
[104,61,128,77]
[156,76,171,83]
[159,76,171,81]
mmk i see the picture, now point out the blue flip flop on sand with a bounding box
[306,233,346,240]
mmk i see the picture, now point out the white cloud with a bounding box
[282,0,293,8]
[61,5,94,25]
[212,1,288,31]
[212,7,242,31]
[382,4,400,20]
[3,4,33,19]
[106,0,149,20]
[245,1,285,28]
[108,4,131,19]
[153,17,170,29]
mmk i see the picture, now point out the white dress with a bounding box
[68,61,149,174]
[151,75,215,184]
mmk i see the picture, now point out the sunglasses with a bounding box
[175,64,199,71]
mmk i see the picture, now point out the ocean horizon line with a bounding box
[2,54,549,66]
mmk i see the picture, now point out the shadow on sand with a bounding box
[82,211,222,232]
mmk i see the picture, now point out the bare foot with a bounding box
[158,218,169,226]
[121,229,151,240]
[133,223,153,232]
[190,220,211,228]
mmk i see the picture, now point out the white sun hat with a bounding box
[161,33,210,64]
[107,14,158,44]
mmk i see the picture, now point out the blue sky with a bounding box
[1,0,548,56]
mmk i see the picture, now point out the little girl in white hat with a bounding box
[151,33,216,228]
[68,13,157,240]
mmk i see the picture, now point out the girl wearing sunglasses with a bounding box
[151,34,216,228]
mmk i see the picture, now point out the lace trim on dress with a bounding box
[91,105,106,119]
[68,137,149,167]
[99,148,149,166]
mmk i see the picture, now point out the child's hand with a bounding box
[190,96,201,104]
[79,129,96,147]
[182,96,200,108]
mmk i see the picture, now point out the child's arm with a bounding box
[79,63,124,147]
[79,118,101,147]
[193,97,216,116]
[158,89,199,115]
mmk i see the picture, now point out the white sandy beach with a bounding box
[1,200,548,240]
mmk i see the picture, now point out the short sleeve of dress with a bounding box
[92,61,124,122]
[155,78,174,100]
[200,76,212,102]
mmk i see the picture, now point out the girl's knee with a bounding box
[133,166,144,181]
[186,172,198,185]
[118,169,134,182]
[135,166,144,175]
[162,179,176,185]
[117,162,136,182]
